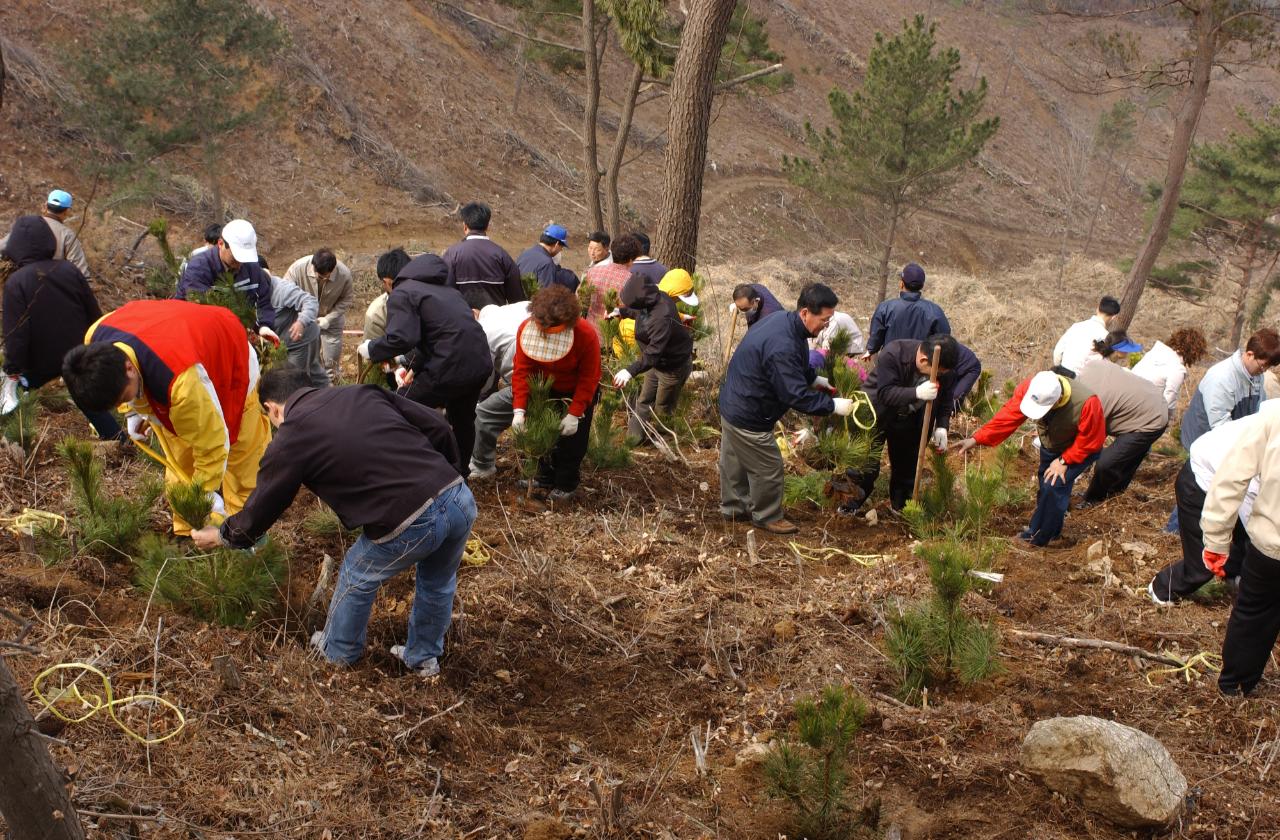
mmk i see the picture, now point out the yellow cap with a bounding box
[612,318,637,356]
[659,269,698,305]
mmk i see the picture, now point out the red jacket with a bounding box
[974,376,1106,464]
[511,320,601,417]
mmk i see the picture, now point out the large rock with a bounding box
[1020,716,1186,828]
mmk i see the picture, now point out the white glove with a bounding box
[257,326,281,347]
[207,492,226,516]
[511,409,526,432]
[126,413,149,442]
[728,301,738,313]
[606,308,622,320]
[613,369,633,388]
[0,377,19,415]
[357,339,372,360]
[791,428,816,449]
[559,414,580,436]
[833,398,854,417]
[394,366,414,388]
[915,381,939,401]
[318,315,333,330]
[931,428,948,451]
[811,375,831,391]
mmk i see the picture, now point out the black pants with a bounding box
[404,378,485,472]
[536,388,599,492]
[1082,426,1165,503]
[1219,542,1280,695]
[848,417,924,511]
[1151,461,1249,601]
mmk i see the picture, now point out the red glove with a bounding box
[1202,549,1229,579]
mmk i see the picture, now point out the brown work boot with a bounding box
[760,518,799,535]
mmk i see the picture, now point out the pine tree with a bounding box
[785,15,998,302]
[512,373,564,498]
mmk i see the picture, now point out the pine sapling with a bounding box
[512,372,563,499]
[132,534,288,628]
[764,685,870,840]
[1,391,40,453]
[166,479,214,530]
[190,270,257,331]
[58,439,162,559]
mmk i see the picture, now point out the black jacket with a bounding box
[619,273,693,376]
[719,310,834,432]
[863,339,956,431]
[2,215,102,384]
[516,244,579,293]
[368,254,493,393]
[219,385,462,547]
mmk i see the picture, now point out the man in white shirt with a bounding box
[1148,416,1257,604]
[468,302,532,478]
[1200,400,1280,695]
[810,311,865,357]
[1052,295,1119,374]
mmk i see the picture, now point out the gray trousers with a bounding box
[627,361,692,440]
[471,385,514,471]
[277,314,331,388]
[719,417,784,525]
[320,319,344,381]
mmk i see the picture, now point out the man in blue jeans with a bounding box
[192,368,475,677]
[957,370,1105,546]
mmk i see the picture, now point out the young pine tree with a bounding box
[512,373,564,497]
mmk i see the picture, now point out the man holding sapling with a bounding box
[719,283,857,535]
[175,218,279,341]
[843,333,960,513]
[259,255,329,389]
[956,370,1105,546]
[61,300,272,535]
[468,299,532,479]
[191,369,475,678]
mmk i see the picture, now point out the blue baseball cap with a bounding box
[47,189,73,210]
[543,224,569,247]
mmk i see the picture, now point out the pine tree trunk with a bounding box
[604,64,644,238]
[0,657,85,840]
[877,204,901,303]
[581,0,604,232]
[1113,4,1218,331]
[1230,240,1260,349]
[653,0,738,272]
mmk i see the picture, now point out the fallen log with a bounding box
[1011,629,1186,668]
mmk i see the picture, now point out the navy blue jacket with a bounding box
[720,311,835,432]
[866,291,949,353]
[175,247,276,329]
[629,257,668,285]
[951,342,982,408]
[745,283,784,329]
[516,244,580,293]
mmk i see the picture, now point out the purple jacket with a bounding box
[175,247,275,329]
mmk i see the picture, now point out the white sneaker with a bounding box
[468,460,496,479]
[1147,581,1173,607]
[390,644,440,678]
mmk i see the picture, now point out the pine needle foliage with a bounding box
[903,443,1024,539]
[764,685,870,840]
[785,471,831,509]
[1,391,39,453]
[521,272,541,300]
[166,479,213,530]
[513,373,564,492]
[58,439,162,559]
[132,534,287,628]
[588,385,633,468]
[811,427,878,474]
[303,505,357,539]
[885,537,1001,699]
[190,271,258,331]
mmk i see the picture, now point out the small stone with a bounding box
[734,741,773,767]
[864,509,879,526]
[772,619,797,642]
[495,669,513,685]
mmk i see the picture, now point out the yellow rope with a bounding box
[462,537,491,566]
[787,541,885,567]
[33,662,186,745]
[846,390,877,431]
[1,508,67,536]
[1144,651,1223,686]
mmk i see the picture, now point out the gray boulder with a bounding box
[1021,716,1186,828]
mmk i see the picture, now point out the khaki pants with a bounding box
[627,361,692,441]
[719,417,784,525]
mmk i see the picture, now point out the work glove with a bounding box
[318,315,333,331]
[1203,548,1229,579]
[125,413,150,442]
[511,409,526,432]
[394,366,414,389]
[915,381,939,401]
[811,375,832,392]
[931,428,948,451]
[560,414,580,437]
[613,369,633,388]
[0,376,19,415]
[791,428,816,450]
[606,308,621,320]
[357,339,372,360]
[833,398,854,417]
[257,326,281,347]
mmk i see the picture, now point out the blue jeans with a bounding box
[320,482,476,667]
[1023,447,1099,546]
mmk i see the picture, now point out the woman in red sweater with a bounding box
[511,285,602,499]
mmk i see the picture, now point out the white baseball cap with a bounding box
[220,218,259,264]
[1020,371,1065,420]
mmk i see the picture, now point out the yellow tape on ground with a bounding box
[1,508,67,536]
[33,662,186,745]
[788,541,884,567]
[1144,651,1223,686]
[462,538,491,566]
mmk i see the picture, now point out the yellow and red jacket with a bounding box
[86,301,259,486]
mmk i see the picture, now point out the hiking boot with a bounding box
[468,460,496,479]
[1148,581,1174,607]
[759,518,799,535]
[390,645,441,678]
[548,488,576,503]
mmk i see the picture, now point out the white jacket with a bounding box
[1131,340,1187,418]
[1052,314,1109,374]
[1202,401,1280,557]
[1189,417,1257,525]
[478,302,532,382]
[810,311,865,355]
